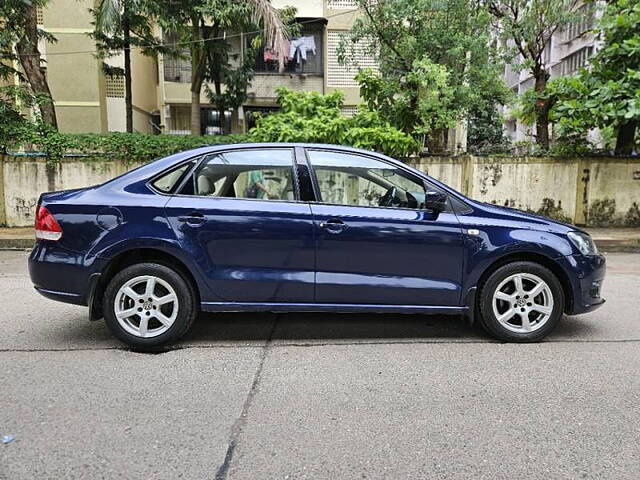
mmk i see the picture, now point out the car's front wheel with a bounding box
[103,263,197,350]
[478,261,564,342]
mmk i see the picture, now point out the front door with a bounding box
[306,149,464,306]
[164,148,315,303]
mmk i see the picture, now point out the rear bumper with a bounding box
[29,242,105,306]
[559,253,606,315]
[34,286,85,305]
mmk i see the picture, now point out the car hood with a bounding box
[475,201,578,234]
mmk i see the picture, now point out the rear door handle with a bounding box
[319,217,348,233]
[177,212,205,226]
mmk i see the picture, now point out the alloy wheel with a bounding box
[491,272,554,333]
[114,275,179,338]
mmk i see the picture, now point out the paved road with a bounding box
[1,251,639,479]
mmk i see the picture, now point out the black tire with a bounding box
[477,261,564,342]
[103,262,197,351]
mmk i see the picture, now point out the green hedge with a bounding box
[5,132,251,163]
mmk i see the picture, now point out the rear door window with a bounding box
[178,148,298,201]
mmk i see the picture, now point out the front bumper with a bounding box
[558,253,606,315]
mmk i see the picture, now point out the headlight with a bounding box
[568,231,598,256]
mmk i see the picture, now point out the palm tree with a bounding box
[93,0,159,132]
[181,0,291,135]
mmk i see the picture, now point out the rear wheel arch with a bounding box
[91,247,201,320]
[474,251,574,315]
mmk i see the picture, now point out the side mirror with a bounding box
[425,190,448,213]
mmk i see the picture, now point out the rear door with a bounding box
[163,148,315,304]
[305,149,464,306]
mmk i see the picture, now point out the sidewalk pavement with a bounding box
[1,226,639,252]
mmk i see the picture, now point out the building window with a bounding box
[201,108,231,135]
[327,30,378,87]
[251,21,324,75]
[162,33,191,83]
[166,105,191,135]
[564,5,594,41]
[36,7,44,25]
[562,46,593,75]
[166,105,231,135]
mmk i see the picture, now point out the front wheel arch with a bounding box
[473,252,574,316]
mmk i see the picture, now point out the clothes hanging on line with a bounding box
[263,40,291,62]
[289,36,316,65]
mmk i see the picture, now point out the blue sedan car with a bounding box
[29,143,605,349]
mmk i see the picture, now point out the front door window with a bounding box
[307,150,427,210]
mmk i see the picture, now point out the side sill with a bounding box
[201,302,468,315]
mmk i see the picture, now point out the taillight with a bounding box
[35,205,63,241]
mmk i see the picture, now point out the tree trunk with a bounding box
[16,5,58,129]
[214,73,226,135]
[614,121,637,155]
[189,19,207,136]
[123,2,133,133]
[534,71,550,150]
[190,90,201,135]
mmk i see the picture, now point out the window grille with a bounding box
[562,47,593,75]
[105,76,125,98]
[341,106,358,118]
[327,0,358,9]
[563,5,594,41]
[327,30,378,87]
[36,7,44,25]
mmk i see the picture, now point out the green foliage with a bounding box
[356,63,458,138]
[551,0,640,154]
[151,0,292,133]
[249,87,420,158]
[2,130,249,164]
[467,103,512,154]
[339,0,508,150]
[487,0,586,148]
[0,0,53,81]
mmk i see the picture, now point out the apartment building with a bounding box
[159,0,377,135]
[33,0,374,135]
[502,3,602,143]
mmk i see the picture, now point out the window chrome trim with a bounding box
[305,147,473,214]
[157,146,303,203]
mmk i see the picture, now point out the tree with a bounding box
[555,0,640,155]
[92,0,163,132]
[250,87,420,157]
[526,0,640,155]
[486,0,583,149]
[154,0,290,135]
[339,0,508,152]
[0,0,58,128]
[203,6,297,134]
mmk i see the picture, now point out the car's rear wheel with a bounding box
[478,261,564,342]
[103,263,197,350]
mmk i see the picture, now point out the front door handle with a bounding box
[177,212,205,226]
[319,217,348,233]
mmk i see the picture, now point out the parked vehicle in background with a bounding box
[29,144,605,350]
